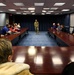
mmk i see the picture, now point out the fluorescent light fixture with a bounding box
[43,8,50,10]
[55,13,59,15]
[0,11,3,12]
[24,11,29,12]
[72,4,74,6]
[54,3,65,6]
[23,13,27,15]
[42,13,45,15]
[16,12,21,14]
[0,3,6,6]
[30,11,34,12]
[28,7,35,10]
[20,8,27,10]
[46,12,51,14]
[13,3,24,6]
[62,9,70,11]
[32,13,35,15]
[51,8,58,10]
[8,9,16,11]
[48,11,54,12]
[42,10,46,12]
[34,3,44,6]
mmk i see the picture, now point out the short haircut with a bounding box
[0,39,12,64]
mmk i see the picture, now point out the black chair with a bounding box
[61,62,74,75]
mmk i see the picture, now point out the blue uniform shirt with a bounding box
[1,26,9,35]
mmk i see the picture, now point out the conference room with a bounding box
[0,0,74,75]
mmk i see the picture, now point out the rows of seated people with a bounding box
[0,23,21,37]
[51,23,67,32]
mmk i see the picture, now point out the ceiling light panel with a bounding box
[48,11,54,12]
[42,10,46,12]
[51,8,58,10]
[13,3,24,6]
[54,3,65,6]
[34,3,44,6]
[8,9,16,11]
[28,8,35,10]
[62,9,70,11]
[16,12,21,14]
[32,13,35,15]
[0,3,6,6]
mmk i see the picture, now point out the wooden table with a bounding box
[12,46,74,75]
[48,28,74,46]
[0,28,28,45]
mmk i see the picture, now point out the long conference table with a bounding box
[1,28,74,75]
[12,46,74,75]
[48,28,74,46]
[0,28,28,45]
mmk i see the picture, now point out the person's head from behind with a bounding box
[61,25,64,28]
[62,62,74,75]
[35,19,37,22]
[6,24,11,28]
[53,23,56,26]
[57,23,60,26]
[0,39,12,64]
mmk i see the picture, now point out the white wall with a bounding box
[0,13,6,26]
[70,14,74,33]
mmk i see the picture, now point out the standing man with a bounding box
[34,19,39,33]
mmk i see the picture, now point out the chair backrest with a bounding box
[61,62,74,75]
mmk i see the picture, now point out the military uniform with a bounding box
[34,20,39,33]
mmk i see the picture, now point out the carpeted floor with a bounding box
[17,31,58,46]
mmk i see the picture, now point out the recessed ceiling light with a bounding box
[54,3,65,6]
[0,3,6,6]
[0,10,3,12]
[42,13,45,15]
[43,8,50,10]
[42,10,46,12]
[13,3,24,6]
[28,8,35,10]
[30,11,34,12]
[16,12,21,14]
[24,11,29,12]
[55,13,59,15]
[51,8,58,10]
[23,13,27,15]
[8,9,16,11]
[34,3,44,6]
[48,11,54,12]
[72,4,74,6]
[32,13,35,15]
[62,9,70,11]
[46,12,51,14]
[20,8,27,10]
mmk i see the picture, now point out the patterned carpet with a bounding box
[17,31,58,46]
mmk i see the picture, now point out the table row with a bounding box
[48,28,74,46]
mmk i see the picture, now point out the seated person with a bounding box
[72,29,74,35]
[61,62,74,75]
[51,23,56,29]
[17,23,21,29]
[1,24,11,35]
[61,25,67,32]
[9,25,17,33]
[13,23,20,32]
[56,23,61,31]
[0,39,33,75]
